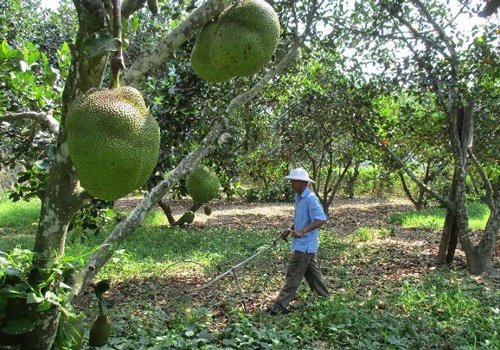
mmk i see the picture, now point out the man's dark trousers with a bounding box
[274,251,329,310]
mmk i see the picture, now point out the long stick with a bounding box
[192,231,283,291]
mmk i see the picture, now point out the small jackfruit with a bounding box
[66,87,160,201]
[203,205,212,216]
[88,314,111,347]
[186,166,220,204]
[182,210,195,223]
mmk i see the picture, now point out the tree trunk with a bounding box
[22,1,114,348]
[464,180,500,274]
[445,216,459,264]
[23,157,84,349]
[345,163,359,199]
[398,170,421,210]
[437,168,461,265]
[435,98,498,273]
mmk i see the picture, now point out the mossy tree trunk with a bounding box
[23,1,114,348]
[435,98,499,274]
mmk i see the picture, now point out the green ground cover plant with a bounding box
[1,197,498,349]
[388,202,489,231]
[0,197,40,251]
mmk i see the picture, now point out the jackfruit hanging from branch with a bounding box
[186,165,220,204]
[66,87,160,201]
[190,0,281,82]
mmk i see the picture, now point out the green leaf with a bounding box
[26,292,44,304]
[36,300,52,312]
[1,318,36,335]
[184,328,195,337]
[0,40,19,60]
[34,159,51,171]
[80,32,119,58]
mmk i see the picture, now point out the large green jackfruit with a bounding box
[190,21,234,83]
[66,87,160,201]
[190,0,280,81]
[210,0,280,76]
[186,166,220,204]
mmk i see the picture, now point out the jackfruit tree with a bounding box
[191,0,280,82]
[0,0,317,348]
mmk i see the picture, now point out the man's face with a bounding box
[290,179,307,194]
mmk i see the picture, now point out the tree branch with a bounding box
[410,0,457,60]
[359,124,455,209]
[479,0,500,17]
[0,111,59,135]
[121,0,232,88]
[468,148,495,211]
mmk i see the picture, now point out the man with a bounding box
[268,168,330,315]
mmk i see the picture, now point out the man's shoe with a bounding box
[267,304,285,315]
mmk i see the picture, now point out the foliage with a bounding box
[67,199,119,243]
[0,0,74,200]
[0,248,79,348]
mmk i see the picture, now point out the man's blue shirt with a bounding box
[291,187,327,253]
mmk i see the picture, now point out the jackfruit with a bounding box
[190,21,234,83]
[88,314,111,347]
[210,0,281,76]
[66,87,160,201]
[203,205,212,216]
[190,0,280,81]
[186,166,220,204]
[181,210,195,223]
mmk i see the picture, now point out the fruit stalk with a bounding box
[110,0,125,89]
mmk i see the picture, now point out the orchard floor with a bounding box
[115,196,414,235]
[75,196,500,342]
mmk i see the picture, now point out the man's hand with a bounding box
[292,229,305,238]
[280,229,292,242]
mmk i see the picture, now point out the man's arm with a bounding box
[293,219,326,237]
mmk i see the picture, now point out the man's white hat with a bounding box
[284,168,315,183]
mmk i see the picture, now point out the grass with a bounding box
[387,202,490,231]
[1,198,498,349]
[0,197,40,251]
